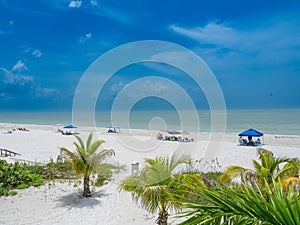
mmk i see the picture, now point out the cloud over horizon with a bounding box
[0,62,59,106]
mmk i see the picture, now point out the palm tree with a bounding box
[60,133,115,197]
[220,149,300,189]
[119,154,205,225]
[177,179,300,225]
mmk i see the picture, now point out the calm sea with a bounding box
[0,109,299,135]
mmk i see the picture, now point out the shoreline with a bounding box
[1,122,300,136]
[1,122,300,144]
[1,123,300,164]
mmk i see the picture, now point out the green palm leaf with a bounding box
[74,134,85,151]
[178,180,300,225]
[219,166,247,183]
[86,133,93,153]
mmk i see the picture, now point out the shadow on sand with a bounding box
[56,189,110,209]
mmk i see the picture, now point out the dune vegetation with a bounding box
[120,150,300,225]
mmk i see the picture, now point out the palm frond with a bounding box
[219,166,247,183]
[96,148,115,160]
[253,160,262,173]
[178,179,300,225]
[89,140,105,155]
[86,133,93,153]
[73,142,87,162]
[60,147,75,159]
[74,134,85,150]
[169,154,191,172]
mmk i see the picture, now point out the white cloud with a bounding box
[167,17,300,95]
[110,77,195,111]
[90,0,98,7]
[35,87,58,98]
[34,0,131,25]
[170,22,243,50]
[32,49,42,58]
[0,66,57,100]
[21,46,43,58]
[85,32,92,38]
[0,67,33,86]
[78,32,92,43]
[123,79,170,98]
[170,18,300,54]
[110,82,125,92]
[12,60,28,72]
[69,0,82,8]
[151,50,194,65]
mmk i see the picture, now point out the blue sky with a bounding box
[0,0,300,111]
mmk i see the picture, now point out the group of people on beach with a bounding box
[239,136,262,146]
[156,132,195,142]
[4,126,29,134]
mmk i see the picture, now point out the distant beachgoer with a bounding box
[156,133,163,140]
[247,136,255,146]
[255,138,262,146]
[239,137,244,145]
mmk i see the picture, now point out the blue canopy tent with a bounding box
[239,128,263,137]
[238,128,264,146]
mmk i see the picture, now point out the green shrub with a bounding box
[0,160,45,197]
[43,162,74,180]
[17,183,30,189]
[95,175,110,187]
[94,163,124,187]
[0,159,121,197]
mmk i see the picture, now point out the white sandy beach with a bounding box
[0,124,300,225]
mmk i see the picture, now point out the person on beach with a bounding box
[247,136,255,146]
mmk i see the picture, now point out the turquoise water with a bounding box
[0,109,299,135]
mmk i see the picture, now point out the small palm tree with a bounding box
[220,149,300,189]
[60,133,115,197]
[119,154,204,225]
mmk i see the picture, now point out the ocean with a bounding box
[0,109,299,135]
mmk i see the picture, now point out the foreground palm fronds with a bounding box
[178,180,300,225]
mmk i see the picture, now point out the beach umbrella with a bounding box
[63,125,77,129]
[63,125,77,135]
